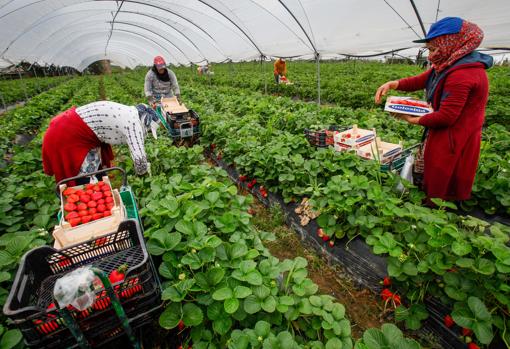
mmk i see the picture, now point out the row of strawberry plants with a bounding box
[167,81,510,347]
[103,72,424,348]
[0,76,102,348]
[171,61,510,128]
[0,75,70,106]
[0,77,86,155]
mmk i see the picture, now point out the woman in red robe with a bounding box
[375,17,493,202]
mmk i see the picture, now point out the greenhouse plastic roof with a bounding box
[0,0,509,71]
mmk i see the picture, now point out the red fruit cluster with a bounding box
[259,186,268,198]
[391,99,429,108]
[239,175,247,182]
[63,182,114,227]
[383,276,391,286]
[380,288,401,306]
[247,179,257,189]
[317,228,334,247]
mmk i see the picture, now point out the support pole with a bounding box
[18,67,29,101]
[316,52,321,107]
[0,91,6,112]
[409,0,428,37]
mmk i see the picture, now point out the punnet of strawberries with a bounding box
[62,181,115,227]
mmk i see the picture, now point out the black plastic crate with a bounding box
[167,109,200,140]
[304,125,346,148]
[3,219,162,348]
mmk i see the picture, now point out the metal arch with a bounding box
[118,10,221,58]
[47,37,155,66]
[1,0,247,59]
[2,7,225,60]
[409,0,427,37]
[244,0,312,51]
[196,0,263,56]
[104,0,125,55]
[46,29,180,65]
[276,0,317,53]
[75,50,147,70]
[111,20,204,63]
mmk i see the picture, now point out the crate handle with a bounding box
[55,167,127,197]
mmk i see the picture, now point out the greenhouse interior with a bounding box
[0,1,509,349]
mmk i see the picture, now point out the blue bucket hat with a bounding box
[135,104,160,139]
[413,17,464,43]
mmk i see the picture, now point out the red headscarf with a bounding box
[428,20,484,73]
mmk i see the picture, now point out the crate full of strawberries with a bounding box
[53,176,126,249]
[384,96,433,116]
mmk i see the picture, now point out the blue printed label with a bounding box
[389,105,430,114]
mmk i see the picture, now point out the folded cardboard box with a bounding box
[357,137,403,164]
[384,96,433,117]
[333,124,376,152]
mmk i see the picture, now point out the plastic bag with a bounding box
[53,267,96,311]
[396,154,414,192]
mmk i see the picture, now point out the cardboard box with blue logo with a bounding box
[384,96,433,116]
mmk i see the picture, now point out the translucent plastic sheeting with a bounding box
[0,0,509,71]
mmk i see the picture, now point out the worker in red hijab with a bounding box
[375,17,493,203]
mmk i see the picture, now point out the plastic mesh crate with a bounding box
[304,126,346,148]
[3,220,161,348]
[379,143,421,172]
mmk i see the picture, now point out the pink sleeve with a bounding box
[397,69,432,92]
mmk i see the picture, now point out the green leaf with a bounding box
[244,295,262,314]
[0,329,22,349]
[183,303,204,326]
[213,317,232,335]
[254,320,271,338]
[159,303,182,329]
[212,287,233,301]
[224,297,240,314]
[325,338,343,349]
[452,241,472,256]
[381,323,403,345]
[472,321,494,345]
[468,297,491,321]
[261,295,276,313]
[234,286,252,299]
[245,270,263,285]
[473,258,495,275]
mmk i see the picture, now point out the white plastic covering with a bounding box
[0,0,509,71]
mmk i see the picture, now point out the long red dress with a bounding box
[397,53,491,201]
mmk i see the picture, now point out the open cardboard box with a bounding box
[53,176,126,249]
[333,124,376,152]
[357,137,403,164]
[161,96,189,114]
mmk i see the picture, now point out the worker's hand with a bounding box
[375,80,399,104]
[397,113,421,125]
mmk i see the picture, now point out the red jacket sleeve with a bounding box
[417,70,472,128]
[397,69,432,92]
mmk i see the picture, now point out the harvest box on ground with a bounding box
[384,96,433,116]
[333,124,375,152]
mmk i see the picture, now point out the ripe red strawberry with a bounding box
[328,240,334,247]
[67,194,80,203]
[381,289,393,301]
[97,199,105,205]
[393,294,401,306]
[75,189,85,196]
[467,343,480,349]
[97,181,105,187]
[88,207,97,215]
[92,213,103,220]
[86,184,95,190]
[109,264,128,284]
[81,215,92,224]
[322,235,330,241]
[104,191,112,197]
[239,175,247,182]
[92,192,103,201]
[317,228,324,237]
[65,211,79,220]
[106,202,114,210]
[462,328,473,336]
[178,320,185,331]
[383,276,391,286]
[97,204,106,213]
[87,200,97,208]
[86,189,94,195]
[103,210,112,217]
[64,203,77,212]
[105,196,114,203]
[444,314,455,328]
[69,217,81,227]
[210,143,216,150]
[63,188,76,196]
[93,185,100,192]
[77,202,88,211]
[101,185,110,192]
[78,210,88,217]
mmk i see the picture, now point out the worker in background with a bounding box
[42,101,160,184]
[274,57,287,84]
[374,17,493,204]
[144,56,180,105]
